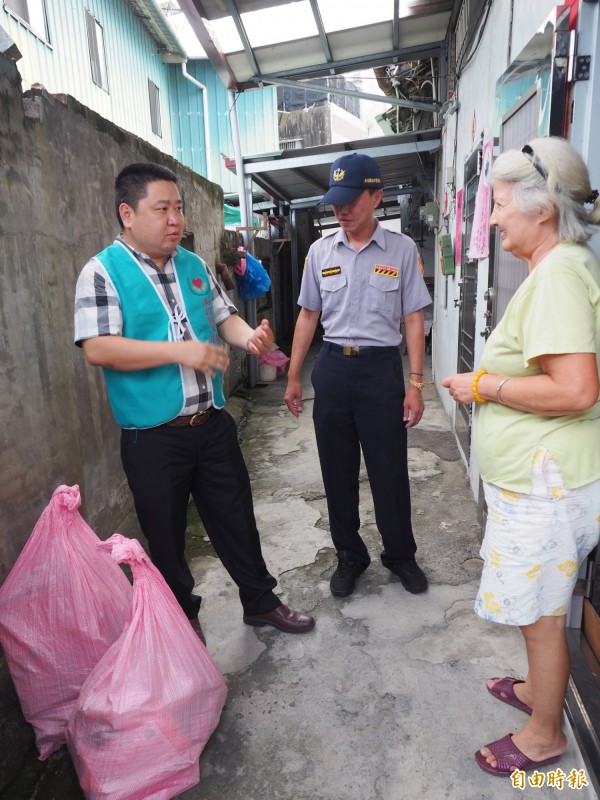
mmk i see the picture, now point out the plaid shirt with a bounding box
[74,236,237,414]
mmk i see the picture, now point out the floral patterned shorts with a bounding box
[475,447,600,626]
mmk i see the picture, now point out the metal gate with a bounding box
[455,145,481,459]
[490,88,539,327]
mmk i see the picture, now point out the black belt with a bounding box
[324,343,399,357]
[162,407,217,427]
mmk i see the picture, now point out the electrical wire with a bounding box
[456,0,493,78]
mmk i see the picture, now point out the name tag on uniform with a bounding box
[374,264,399,278]
[322,267,342,277]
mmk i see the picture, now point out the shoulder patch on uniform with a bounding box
[374,264,399,278]
[321,266,342,277]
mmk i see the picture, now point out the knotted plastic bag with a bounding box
[234,251,271,300]
[0,485,132,759]
[66,534,227,800]
[258,346,290,376]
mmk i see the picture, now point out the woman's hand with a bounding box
[442,372,478,404]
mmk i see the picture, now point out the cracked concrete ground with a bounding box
[177,347,596,800]
[4,347,595,799]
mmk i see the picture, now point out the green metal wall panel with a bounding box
[2,0,174,156]
[169,60,278,195]
[3,1,278,197]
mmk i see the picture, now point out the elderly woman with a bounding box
[443,137,600,777]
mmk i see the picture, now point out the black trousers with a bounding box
[311,344,417,569]
[120,409,279,618]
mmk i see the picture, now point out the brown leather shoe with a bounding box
[190,616,206,646]
[243,603,315,633]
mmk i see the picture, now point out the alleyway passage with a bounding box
[5,347,595,800]
[180,346,596,800]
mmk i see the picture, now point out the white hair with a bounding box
[491,137,600,243]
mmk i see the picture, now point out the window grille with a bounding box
[279,138,303,151]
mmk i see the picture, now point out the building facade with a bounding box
[1,0,279,190]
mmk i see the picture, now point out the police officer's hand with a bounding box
[247,319,274,356]
[404,385,424,428]
[175,340,230,377]
[285,377,303,417]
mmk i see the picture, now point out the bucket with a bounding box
[258,363,277,383]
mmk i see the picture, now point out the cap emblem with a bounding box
[332,168,345,182]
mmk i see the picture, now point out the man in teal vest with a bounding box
[74,162,315,642]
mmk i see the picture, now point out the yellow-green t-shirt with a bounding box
[474,242,600,492]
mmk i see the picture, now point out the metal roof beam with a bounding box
[241,138,440,176]
[128,0,187,60]
[290,196,326,210]
[178,0,239,88]
[223,0,261,80]
[252,41,445,85]
[392,0,400,51]
[258,76,441,113]
[246,173,295,202]
[308,0,333,66]
[290,166,329,194]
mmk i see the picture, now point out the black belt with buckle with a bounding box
[163,407,217,427]
[325,343,399,357]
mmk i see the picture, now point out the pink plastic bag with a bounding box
[0,485,132,759]
[66,535,227,800]
[258,347,290,376]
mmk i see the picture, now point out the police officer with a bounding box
[285,153,430,598]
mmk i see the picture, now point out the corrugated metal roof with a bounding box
[228,127,441,209]
[169,1,452,210]
[178,0,454,91]
[127,0,187,60]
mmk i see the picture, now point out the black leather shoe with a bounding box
[189,616,206,645]
[243,603,315,633]
[330,551,369,598]
[392,558,428,594]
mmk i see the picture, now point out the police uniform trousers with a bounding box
[120,409,279,619]
[311,343,417,569]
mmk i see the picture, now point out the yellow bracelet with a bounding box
[472,369,488,404]
[409,378,424,391]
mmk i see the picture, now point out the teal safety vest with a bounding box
[96,241,226,428]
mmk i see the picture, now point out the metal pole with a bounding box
[290,207,299,323]
[181,63,211,181]
[228,89,258,387]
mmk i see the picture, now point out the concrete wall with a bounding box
[279,105,332,148]
[0,52,225,583]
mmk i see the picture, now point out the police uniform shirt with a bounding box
[298,221,431,347]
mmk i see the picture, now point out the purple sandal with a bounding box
[487,677,532,715]
[475,733,562,777]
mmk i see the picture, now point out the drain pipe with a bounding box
[181,62,211,181]
[228,88,258,387]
